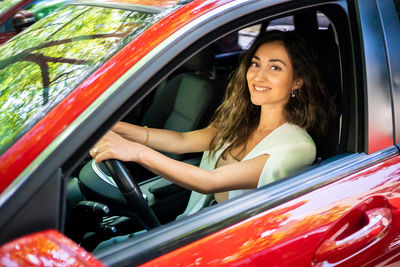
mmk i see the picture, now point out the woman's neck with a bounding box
[257,105,287,132]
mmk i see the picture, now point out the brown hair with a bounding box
[208,30,335,157]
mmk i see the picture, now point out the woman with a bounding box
[90,30,335,205]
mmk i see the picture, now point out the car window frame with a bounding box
[85,1,382,265]
[66,0,362,261]
[94,1,399,265]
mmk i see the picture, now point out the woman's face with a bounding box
[246,41,301,108]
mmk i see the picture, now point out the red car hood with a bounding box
[0,230,105,267]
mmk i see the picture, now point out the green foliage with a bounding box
[0,0,21,15]
[0,4,167,154]
[27,0,72,20]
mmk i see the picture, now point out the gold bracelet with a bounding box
[144,126,150,146]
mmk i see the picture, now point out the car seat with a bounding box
[297,25,342,161]
[137,46,224,221]
[140,45,223,160]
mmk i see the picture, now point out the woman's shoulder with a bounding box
[269,123,314,146]
[245,123,315,160]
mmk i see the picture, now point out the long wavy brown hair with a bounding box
[208,30,336,158]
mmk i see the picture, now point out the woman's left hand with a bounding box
[90,131,143,162]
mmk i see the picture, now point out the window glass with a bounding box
[267,16,294,31]
[317,11,330,29]
[0,0,21,15]
[238,24,260,49]
[0,4,173,154]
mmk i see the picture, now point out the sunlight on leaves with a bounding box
[0,4,172,154]
[0,0,21,15]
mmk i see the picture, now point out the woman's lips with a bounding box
[254,85,271,92]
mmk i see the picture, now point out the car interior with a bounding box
[63,6,355,252]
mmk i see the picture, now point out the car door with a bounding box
[91,0,400,266]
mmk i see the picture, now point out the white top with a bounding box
[176,123,316,218]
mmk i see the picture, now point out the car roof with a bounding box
[71,0,182,9]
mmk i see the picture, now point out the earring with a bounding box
[291,90,296,98]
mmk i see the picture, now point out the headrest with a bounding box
[183,46,215,72]
[296,27,340,99]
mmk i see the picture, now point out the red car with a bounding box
[1,0,400,266]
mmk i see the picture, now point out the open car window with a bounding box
[2,1,378,265]
[62,4,354,257]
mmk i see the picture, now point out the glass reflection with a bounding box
[0,0,21,15]
[0,4,172,154]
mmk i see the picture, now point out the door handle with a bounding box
[314,207,391,262]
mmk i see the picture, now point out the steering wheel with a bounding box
[104,159,160,230]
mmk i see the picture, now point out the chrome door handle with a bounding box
[314,207,391,262]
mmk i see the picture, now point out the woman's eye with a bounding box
[250,62,259,68]
[271,65,282,71]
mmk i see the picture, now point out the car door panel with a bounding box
[376,0,400,144]
[140,151,400,266]
[355,0,395,154]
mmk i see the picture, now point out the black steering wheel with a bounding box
[104,159,160,230]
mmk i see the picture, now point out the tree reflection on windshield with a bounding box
[0,0,23,15]
[0,4,169,154]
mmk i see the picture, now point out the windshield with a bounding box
[0,4,173,154]
[27,0,73,20]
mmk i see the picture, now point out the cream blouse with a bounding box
[177,123,316,218]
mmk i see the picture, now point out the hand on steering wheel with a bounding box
[104,159,160,229]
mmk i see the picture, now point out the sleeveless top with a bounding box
[176,123,316,218]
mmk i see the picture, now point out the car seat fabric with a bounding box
[296,26,342,161]
[140,46,222,160]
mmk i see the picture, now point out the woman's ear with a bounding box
[292,79,304,90]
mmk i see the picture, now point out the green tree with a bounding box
[0,4,167,154]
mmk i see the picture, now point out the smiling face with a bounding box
[246,41,302,108]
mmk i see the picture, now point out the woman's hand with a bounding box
[90,131,144,163]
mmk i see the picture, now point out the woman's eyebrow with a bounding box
[270,58,287,66]
[252,55,287,66]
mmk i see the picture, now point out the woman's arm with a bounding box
[91,131,268,194]
[112,121,217,154]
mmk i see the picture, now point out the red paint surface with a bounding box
[0,0,233,193]
[0,230,105,267]
[0,32,17,44]
[369,132,394,155]
[141,156,400,266]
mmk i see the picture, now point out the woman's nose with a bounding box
[254,68,268,82]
